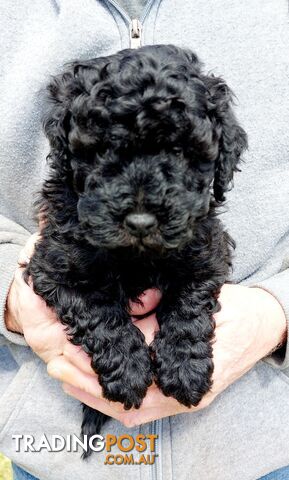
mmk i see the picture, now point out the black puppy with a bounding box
[26,45,247,453]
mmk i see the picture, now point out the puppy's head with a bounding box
[43,45,247,252]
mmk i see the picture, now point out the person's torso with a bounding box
[1,2,289,479]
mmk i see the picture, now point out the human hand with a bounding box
[48,283,287,427]
[4,237,163,383]
[4,233,162,406]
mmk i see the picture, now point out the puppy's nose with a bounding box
[125,213,157,237]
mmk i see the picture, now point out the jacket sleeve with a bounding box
[0,214,30,345]
[254,268,289,369]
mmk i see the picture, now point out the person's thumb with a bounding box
[129,289,162,316]
[18,232,41,266]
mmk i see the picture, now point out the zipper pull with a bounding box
[130,18,142,48]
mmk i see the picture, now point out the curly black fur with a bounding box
[25,45,247,457]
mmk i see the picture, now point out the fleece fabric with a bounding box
[117,0,148,19]
[0,1,289,479]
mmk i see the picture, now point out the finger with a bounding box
[17,252,31,267]
[63,342,95,375]
[118,396,191,427]
[119,406,174,427]
[140,385,191,410]
[47,356,103,397]
[14,269,56,321]
[129,289,162,316]
[139,384,213,414]
[14,268,42,305]
[63,383,173,421]
[119,389,214,427]
[14,265,34,288]
[14,266,32,288]
[62,384,121,419]
[132,313,159,345]
[18,233,41,265]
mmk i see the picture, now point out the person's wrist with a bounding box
[251,287,287,354]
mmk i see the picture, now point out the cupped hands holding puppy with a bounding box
[5,234,287,428]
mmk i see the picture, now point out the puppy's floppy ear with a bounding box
[204,75,248,202]
[42,70,78,170]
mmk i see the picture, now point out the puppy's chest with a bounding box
[97,251,202,300]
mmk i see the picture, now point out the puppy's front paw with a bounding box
[87,322,153,409]
[97,344,153,409]
[152,333,213,407]
[81,309,153,410]
[101,360,153,409]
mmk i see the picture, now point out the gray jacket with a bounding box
[0,1,289,479]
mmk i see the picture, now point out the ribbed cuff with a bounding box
[254,269,289,369]
[0,244,28,345]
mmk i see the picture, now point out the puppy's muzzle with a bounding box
[125,213,157,237]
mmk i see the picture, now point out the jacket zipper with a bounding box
[150,418,162,480]
[130,18,142,48]
[103,2,163,480]
[105,0,155,48]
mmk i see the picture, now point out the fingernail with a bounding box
[17,255,30,267]
[47,366,62,379]
[62,384,70,394]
